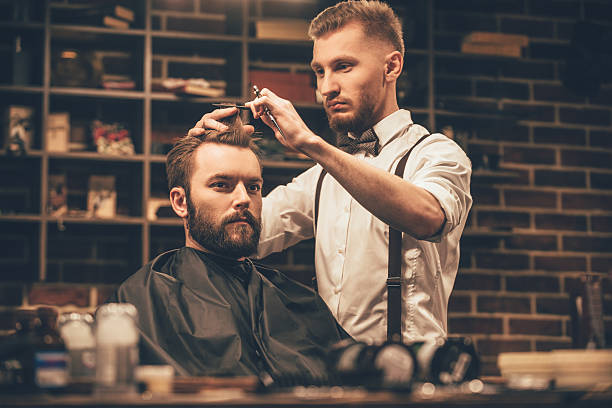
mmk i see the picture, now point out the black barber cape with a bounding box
[110,247,350,379]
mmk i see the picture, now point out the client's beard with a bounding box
[186,196,261,258]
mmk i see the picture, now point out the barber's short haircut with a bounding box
[309,0,404,56]
[166,114,260,194]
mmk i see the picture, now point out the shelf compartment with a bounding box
[49,94,144,155]
[0,156,41,215]
[0,25,44,87]
[152,36,242,98]
[48,158,143,218]
[0,220,39,282]
[50,28,144,91]
[150,0,242,36]
[0,89,43,151]
[46,222,142,284]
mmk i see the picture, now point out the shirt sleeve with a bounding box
[256,164,322,258]
[405,134,472,243]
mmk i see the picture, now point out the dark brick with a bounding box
[28,285,89,307]
[499,60,555,80]
[459,250,472,268]
[478,210,530,229]
[559,107,611,126]
[448,317,503,334]
[590,87,612,106]
[533,83,586,103]
[505,189,557,208]
[434,33,462,52]
[477,339,531,356]
[0,285,23,306]
[591,215,612,233]
[435,56,500,77]
[507,275,560,293]
[448,293,471,313]
[590,130,612,148]
[562,192,612,211]
[584,1,612,22]
[536,296,570,315]
[563,236,612,253]
[435,11,497,33]
[499,168,531,185]
[47,238,93,260]
[477,295,531,314]
[454,273,501,291]
[475,252,530,270]
[528,0,580,18]
[436,0,525,13]
[506,234,558,251]
[461,235,503,250]
[503,146,556,165]
[534,255,587,272]
[533,126,586,145]
[557,22,574,41]
[535,339,572,351]
[535,169,586,188]
[528,42,571,60]
[500,17,554,38]
[0,310,18,331]
[152,0,194,12]
[535,213,587,231]
[476,80,529,100]
[436,97,498,113]
[591,172,612,189]
[471,186,500,206]
[509,318,563,335]
[435,78,472,97]
[502,102,555,122]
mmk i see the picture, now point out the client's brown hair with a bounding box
[166,114,259,194]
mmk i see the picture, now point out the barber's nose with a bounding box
[233,183,250,208]
[319,73,339,97]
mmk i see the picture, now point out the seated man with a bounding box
[110,114,349,379]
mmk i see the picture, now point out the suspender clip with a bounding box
[387,277,402,287]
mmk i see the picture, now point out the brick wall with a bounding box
[1,0,611,378]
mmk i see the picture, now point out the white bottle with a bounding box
[94,303,139,395]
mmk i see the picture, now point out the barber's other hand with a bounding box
[188,107,255,137]
[246,88,316,153]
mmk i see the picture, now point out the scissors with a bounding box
[252,85,286,139]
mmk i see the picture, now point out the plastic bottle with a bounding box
[94,303,139,395]
[58,312,95,380]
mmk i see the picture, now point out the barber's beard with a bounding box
[325,87,378,135]
[186,195,261,258]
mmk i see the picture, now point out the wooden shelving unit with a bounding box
[1,0,510,284]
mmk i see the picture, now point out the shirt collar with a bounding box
[348,109,414,150]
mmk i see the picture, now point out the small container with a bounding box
[94,303,139,395]
[58,312,95,380]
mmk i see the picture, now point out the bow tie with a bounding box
[337,128,380,156]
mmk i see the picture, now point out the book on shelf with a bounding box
[160,78,226,98]
[51,3,134,28]
[46,112,70,152]
[47,174,68,217]
[101,74,136,90]
[255,19,310,41]
[4,105,34,156]
[87,175,116,219]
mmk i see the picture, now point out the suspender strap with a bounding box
[387,133,430,343]
[314,133,431,342]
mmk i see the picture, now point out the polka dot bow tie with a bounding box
[337,128,380,156]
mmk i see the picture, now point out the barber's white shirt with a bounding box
[258,109,472,344]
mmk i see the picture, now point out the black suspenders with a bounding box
[314,133,430,343]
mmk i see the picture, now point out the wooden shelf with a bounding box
[47,151,146,162]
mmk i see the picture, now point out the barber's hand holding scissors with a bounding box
[246,87,317,154]
[187,107,255,138]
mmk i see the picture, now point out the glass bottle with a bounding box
[408,337,480,384]
[33,306,69,392]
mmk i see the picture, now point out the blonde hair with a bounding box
[309,0,404,56]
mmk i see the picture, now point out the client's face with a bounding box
[186,143,262,258]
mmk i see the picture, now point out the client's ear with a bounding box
[170,187,188,218]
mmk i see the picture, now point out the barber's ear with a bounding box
[170,187,188,219]
[384,50,403,81]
